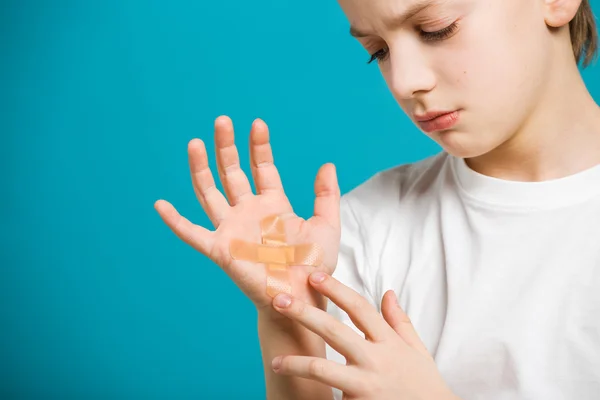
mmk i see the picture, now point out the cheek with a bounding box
[436,17,542,126]
[438,20,514,94]
[460,3,547,106]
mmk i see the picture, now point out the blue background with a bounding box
[1,1,599,398]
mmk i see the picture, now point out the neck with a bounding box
[466,55,600,182]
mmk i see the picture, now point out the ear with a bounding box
[543,0,583,28]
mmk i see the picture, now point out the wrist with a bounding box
[257,310,327,363]
[257,306,302,333]
[257,305,325,345]
[257,292,327,325]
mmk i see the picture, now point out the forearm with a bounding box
[258,310,333,400]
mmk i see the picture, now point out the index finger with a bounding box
[272,294,370,364]
[308,272,396,342]
[248,118,284,194]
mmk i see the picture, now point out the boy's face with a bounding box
[338,0,555,158]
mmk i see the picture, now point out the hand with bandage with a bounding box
[154,115,341,315]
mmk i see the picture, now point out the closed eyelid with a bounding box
[418,17,460,34]
[351,9,456,38]
[416,15,455,26]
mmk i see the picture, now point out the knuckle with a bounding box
[399,310,412,324]
[359,344,378,366]
[292,299,307,316]
[293,301,308,316]
[314,186,337,198]
[172,214,184,232]
[223,162,242,176]
[349,297,368,314]
[308,359,325,378]
[322,319,341,340]
[255,160,274,169]
[363,372,382,394]
[201,184,218,198]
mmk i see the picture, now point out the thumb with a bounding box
[312,163,340,229]
[381,290,433,359]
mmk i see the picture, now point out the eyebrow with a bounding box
[349,0,438,38]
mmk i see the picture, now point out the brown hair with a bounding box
[570,0,598,68]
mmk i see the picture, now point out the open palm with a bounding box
[155,116,341,311]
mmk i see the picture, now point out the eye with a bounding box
[366,21,459,65]
[420,21,459,42]
[367,48,389,64]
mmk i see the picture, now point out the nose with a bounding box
[385,41,436,100]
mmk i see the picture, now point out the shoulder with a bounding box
[341,150,451,220]
[332,150,452,311]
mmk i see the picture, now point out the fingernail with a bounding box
[310,272,326,284]
[274,293,292,308]
[272,356,282,371]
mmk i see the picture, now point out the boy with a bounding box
[155,0,600,398]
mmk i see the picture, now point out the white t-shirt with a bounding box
[327,151,600,400]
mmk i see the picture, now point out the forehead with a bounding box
[338,0,455,31]
[337,0,445,20]
[338,0,530,23]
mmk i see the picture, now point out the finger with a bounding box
[381,290,432,359]
[248,118,284,194]
[154,199,215,257]
[214,115,253,205]
[272,355,363,394]
[272,293,369,364]
[308,272,395,342]
[311,163,341,230]
[188,138,230,227]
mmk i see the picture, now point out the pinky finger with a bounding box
[272,355,361,394]
[154,199,215,257]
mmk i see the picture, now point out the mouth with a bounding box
[414,110,460,133]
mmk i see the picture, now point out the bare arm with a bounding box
[259,307,333,400]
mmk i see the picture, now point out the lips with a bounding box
[415,110,460,133]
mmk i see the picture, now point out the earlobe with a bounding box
[543,0,583,28]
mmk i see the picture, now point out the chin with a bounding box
[432,130,495,159]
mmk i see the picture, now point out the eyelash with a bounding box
[367,21,459,64]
